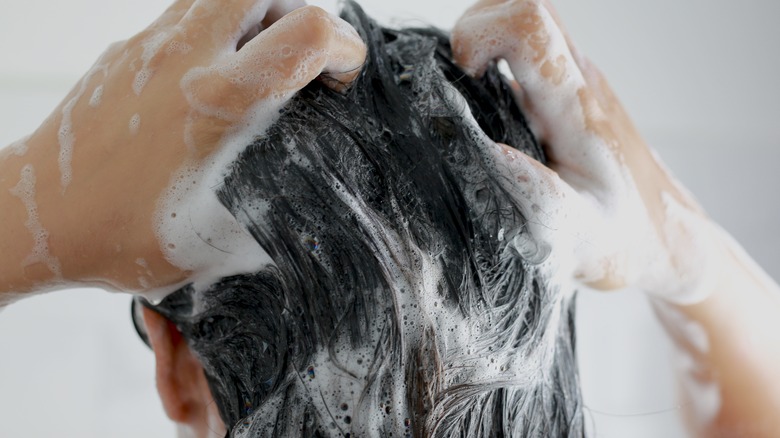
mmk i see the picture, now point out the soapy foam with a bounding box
[652,192,718,304]
[129,113,141,135]
[9,165,62,278]
[231,0,273,49]
[165,40,193,56]
[652,300,721,426]
[134,258,154,290]
[133,31,170,96]
[150,93,287,298]
[442,89,578,387]
[151,8,366,299]
[444,82,583,294]
[213,27,578,431]
[455,2,725,303]
[9,136,29,156]
[88,84,104,107]
[147,7,585,435]
[453,1,625,191]
[152,163,272,298]
[223,156,574,435]
[59,61,108,191]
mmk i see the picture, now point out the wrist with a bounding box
[0,135,63,297]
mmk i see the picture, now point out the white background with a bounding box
[0,0,778,437]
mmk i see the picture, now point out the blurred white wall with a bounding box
[0,1,777,437]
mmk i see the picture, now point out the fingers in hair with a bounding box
[181,5,366,126]
[452,0,620,187]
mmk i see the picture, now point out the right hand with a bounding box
[2,0,366,294]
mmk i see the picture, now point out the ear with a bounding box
[142,307,225,436]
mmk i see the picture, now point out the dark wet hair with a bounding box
[144,2,584,436]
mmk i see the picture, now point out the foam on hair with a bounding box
[147,2,584,436]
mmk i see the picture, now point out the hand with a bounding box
[451,0,718,303]
[0,0,366,295]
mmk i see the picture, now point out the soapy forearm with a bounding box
[0,141,55,301]
[0,0,366,304]
[0,123,184,302]
[452,0,780,434]
[654,225,780,437]
[451,0,713,301]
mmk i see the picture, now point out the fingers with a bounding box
[182,6,366,122]
[150,0,307,51]
[148,0,198,30]
[264,0,307,24]
[452,0,585,123]
[180,0,280,50]
[236,5,367,94]
[491,142,573,225]
[488,142,615,287]
[486,142,585,266]
[241,0,307,51]
[452,0,619,186]
[539,0,582,64]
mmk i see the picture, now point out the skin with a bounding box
[1,0,778,436]
[0,0,366,300]
[451,0,780,436]
[143,306,227,437]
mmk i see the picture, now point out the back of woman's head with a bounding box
[147,2,584,436]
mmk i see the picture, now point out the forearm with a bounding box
[0,125,189,300]
[0,134,60,300]
[655,224,780,437]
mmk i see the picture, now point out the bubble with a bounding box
[303,236,321,252]
[10,137,29,156]
[133,69,152,95]
[165,40,193,56]
[129,113,141,135]
[138,276,151,289]
[9,165,62,278]
[89,84,104,107]
[58,61,108,190]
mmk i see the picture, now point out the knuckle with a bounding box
[187,70,227,105]
[289,5,334,47]
[295,5,330,21]
[125,29,150,48]
[451,41,472,66]
[103,40,127,59]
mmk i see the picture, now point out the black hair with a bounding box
[146,2,584,436]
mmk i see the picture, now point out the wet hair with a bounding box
[144,2,584,436]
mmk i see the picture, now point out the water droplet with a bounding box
[303,235,320,252]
